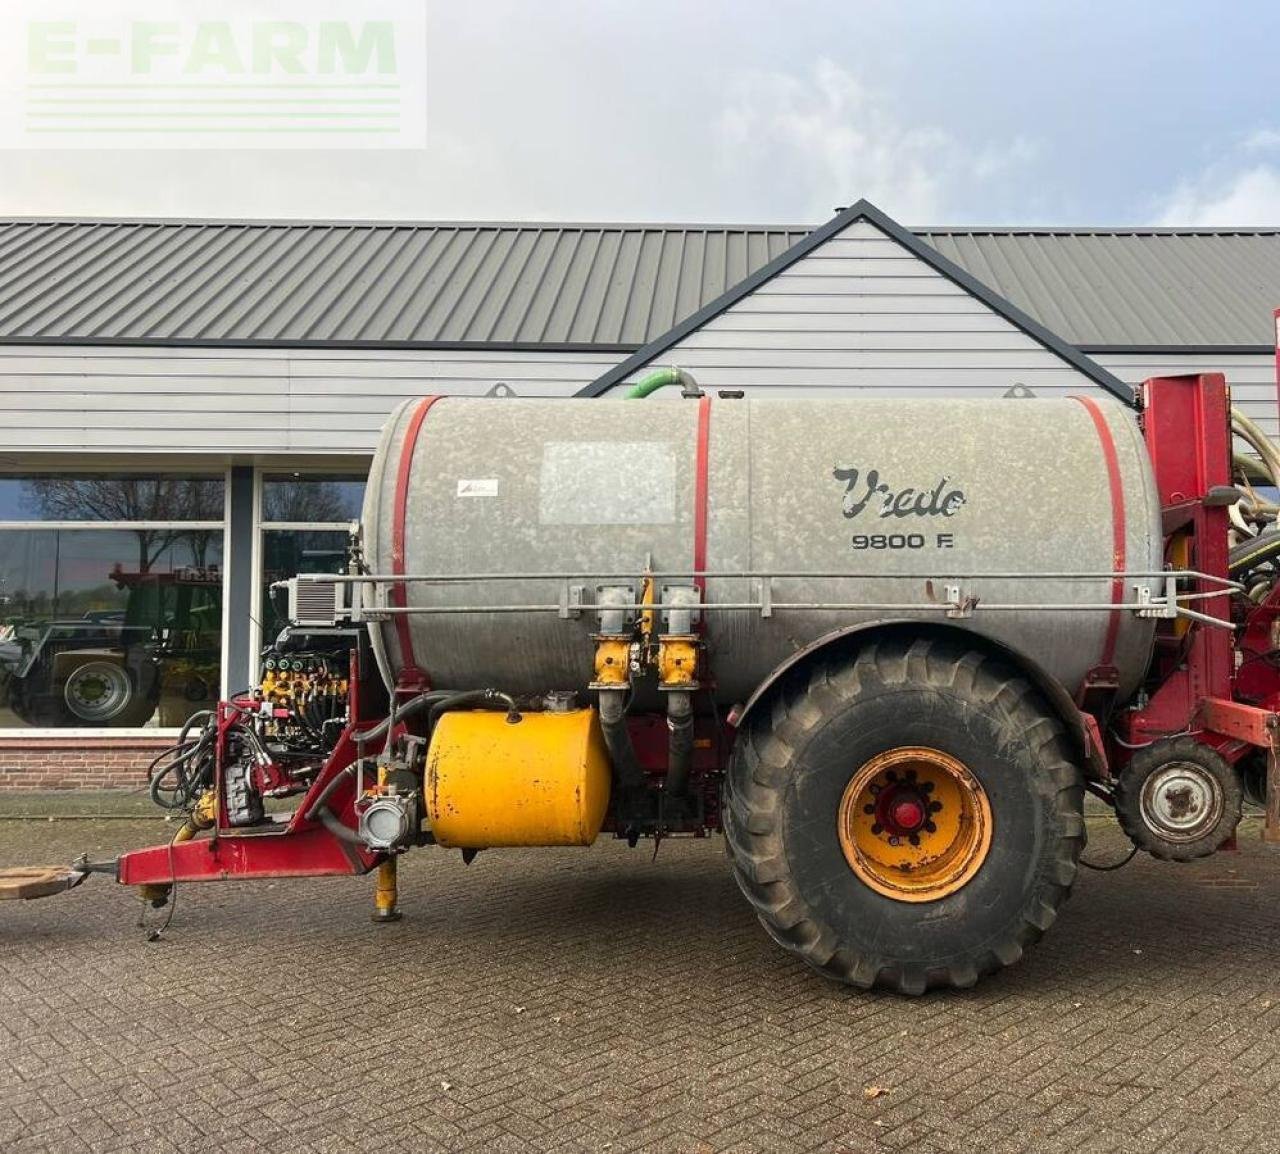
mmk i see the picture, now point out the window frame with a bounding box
[249,467,366,685]
[0,467,232,737]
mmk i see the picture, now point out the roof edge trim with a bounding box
[0,337,639,354]
[1079,344,1275,356]
[577,199,1136,405]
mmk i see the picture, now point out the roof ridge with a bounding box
[0,215,813,232]
[919,226,1280,236]
[1,217,1277,236]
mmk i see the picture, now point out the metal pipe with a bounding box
[365,599,1234,616]
[302,568,1240,585]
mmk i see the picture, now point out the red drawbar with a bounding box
[391,395,444,683]
[693,395,711,599]
[1071,395,1126,668]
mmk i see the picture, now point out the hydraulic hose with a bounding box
[354,690,455,750]
[316,805,364,846]
[1233,408,1280,487]
[306,763,368,846]
[664,691,694,798]
[321,689,517,845]
[599,688,646,803]
[624,366,701,399]
[148,711,216,809]
[427,689,521,731]
[304,763,357,822]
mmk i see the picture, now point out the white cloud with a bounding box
[1243,128,1280,152]
[714,59,1036,223]
[1157,165,1280,226]
[1155,129,1280,226]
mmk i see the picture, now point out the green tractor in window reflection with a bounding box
[2,566,221,729]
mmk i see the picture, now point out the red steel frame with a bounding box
[117,652,386,886]
[1107,373,1280,837]
[117,721,383,885]
[1120,373,1235,740]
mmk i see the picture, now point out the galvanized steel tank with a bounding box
[363,394,1162,703]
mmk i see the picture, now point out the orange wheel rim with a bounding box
[837,746,993,903]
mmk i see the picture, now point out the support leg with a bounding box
[1265,740,1280,843]
[372,856,402,923]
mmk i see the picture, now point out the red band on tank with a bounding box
[694,395,711,601]
[391,395,443,685]
[1071,395,1126,669]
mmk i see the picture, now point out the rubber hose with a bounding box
[315,805,364,846]
[1230,531,1280,576]
[624,366,701,399]
[599,688,646,801]
[148,715,216,807]
[665,692,694,798]
[427,689,520,732]
[355,690,454,747]
[1233,409,1280,487]
[304,763,357,821]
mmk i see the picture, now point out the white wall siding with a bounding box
[0,346,618,455]
[598,220,1108,398]
[1094,352,1278,439]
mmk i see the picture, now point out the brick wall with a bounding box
[0,737,172,791]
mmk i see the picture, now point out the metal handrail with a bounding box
[297,568,1241,589]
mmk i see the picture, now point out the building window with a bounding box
[261,475,366,523]
[256,472,366,651]
[0,475,225,731]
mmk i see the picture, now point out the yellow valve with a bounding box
[426,708,611,847]
[657,636,700,689]
[189,789,217,832]
[591,637,632,687]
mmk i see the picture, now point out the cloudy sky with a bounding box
[3,0,1278,227]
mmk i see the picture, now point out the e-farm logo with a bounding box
[0,2,426,149]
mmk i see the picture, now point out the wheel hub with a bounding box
[1140,762,1223,842]
[64,662,131,723]
[887,794,926,833]
[838,747,993,903]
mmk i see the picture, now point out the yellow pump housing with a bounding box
[425,708,611,847]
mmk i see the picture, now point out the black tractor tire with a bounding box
[723,636,1085,995]
[1113,737,1242,861]
[8,667,72,728]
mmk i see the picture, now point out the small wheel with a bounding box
[724,635,1084,995]
[1114,738,1242,861]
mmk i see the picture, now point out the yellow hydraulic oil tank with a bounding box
[425,708,611,847]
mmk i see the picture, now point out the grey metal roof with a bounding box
[0,215,1277,350]
[920,228,1280,350]
[0,219,807,348]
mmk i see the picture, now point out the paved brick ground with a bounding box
[3,812,1280,1153]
